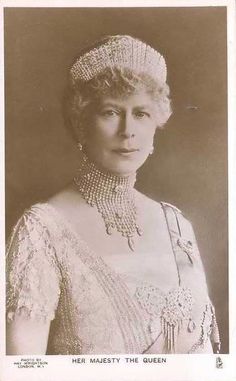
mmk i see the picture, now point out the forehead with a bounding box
[97,90,156,109]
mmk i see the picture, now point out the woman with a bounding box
[6,35,220,355]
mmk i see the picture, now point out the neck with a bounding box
[74,154,136,202]
[73,154,142,251]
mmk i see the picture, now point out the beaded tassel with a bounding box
[161,318,179,353]
[74,155,143,251]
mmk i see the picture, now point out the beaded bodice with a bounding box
[6,202,220,354]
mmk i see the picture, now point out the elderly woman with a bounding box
[6,35,220,355]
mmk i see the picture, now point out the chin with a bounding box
[88,151,149,176]
[104,159,147,176]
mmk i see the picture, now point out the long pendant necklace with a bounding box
[73,155,143,251]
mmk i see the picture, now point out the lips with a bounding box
[113,148,139,153]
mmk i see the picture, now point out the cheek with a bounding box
[139,124,156,144]
[85,123,115,152]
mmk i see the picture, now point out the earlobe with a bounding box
[149,145,154,155]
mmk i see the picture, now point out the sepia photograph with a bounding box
[1,1,235,380]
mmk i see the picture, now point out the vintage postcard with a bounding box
[0,0,235,380]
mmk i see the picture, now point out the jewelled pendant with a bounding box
[106,225,113,235]
[136,225,143,236]
[128,237,135,252]
[74,154,142,253]
[188,318,196,333]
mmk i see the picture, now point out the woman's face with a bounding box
[84,90,158,176]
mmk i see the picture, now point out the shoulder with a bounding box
[160,201,195,239]
[9,183,85,234]
[135,190,161,211]
[134,192,191,235]
[135,190,183,216]
[160,201,183,215]
[134,192,164,227]
[136,191,194,236]
[47,182,87,216]
[7,200,61,261]
[8,202,56,239]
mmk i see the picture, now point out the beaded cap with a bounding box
[70,35,167,84]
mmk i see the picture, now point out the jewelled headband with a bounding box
[70,35,167,84]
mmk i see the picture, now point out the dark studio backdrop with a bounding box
[4,7,228,352]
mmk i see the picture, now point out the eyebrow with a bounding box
[133,105,153,110]
[99,102,153,110]
[99,103,122,108]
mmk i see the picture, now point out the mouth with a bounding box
[113,148,139,155]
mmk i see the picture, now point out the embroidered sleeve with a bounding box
[6,209,61,323]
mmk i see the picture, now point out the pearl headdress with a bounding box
[70,35,167,84]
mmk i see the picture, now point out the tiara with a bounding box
[70,35,167,84]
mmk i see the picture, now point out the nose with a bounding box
[118,113,136,138]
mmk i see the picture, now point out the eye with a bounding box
[100,109,120,117]
[134,111,150,119]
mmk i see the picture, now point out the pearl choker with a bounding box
[73,155,143,251]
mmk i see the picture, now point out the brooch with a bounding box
[177,238,194,264]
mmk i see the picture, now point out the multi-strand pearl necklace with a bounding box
[73,155,143,251]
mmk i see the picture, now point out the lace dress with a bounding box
[6,202,220,354]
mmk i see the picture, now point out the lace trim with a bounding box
[188,301,221,353]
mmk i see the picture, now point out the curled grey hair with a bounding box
[63,66,172,141]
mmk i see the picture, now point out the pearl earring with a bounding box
[77,142,83,151]
[149,146,154,155]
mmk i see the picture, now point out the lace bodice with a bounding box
[6,202,220,354]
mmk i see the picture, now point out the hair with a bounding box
[63,65,172,142]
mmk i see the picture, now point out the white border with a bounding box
[0,0,6,375]
[0,0,233,7]
[0,1,235,380]
[227,0,236,357]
